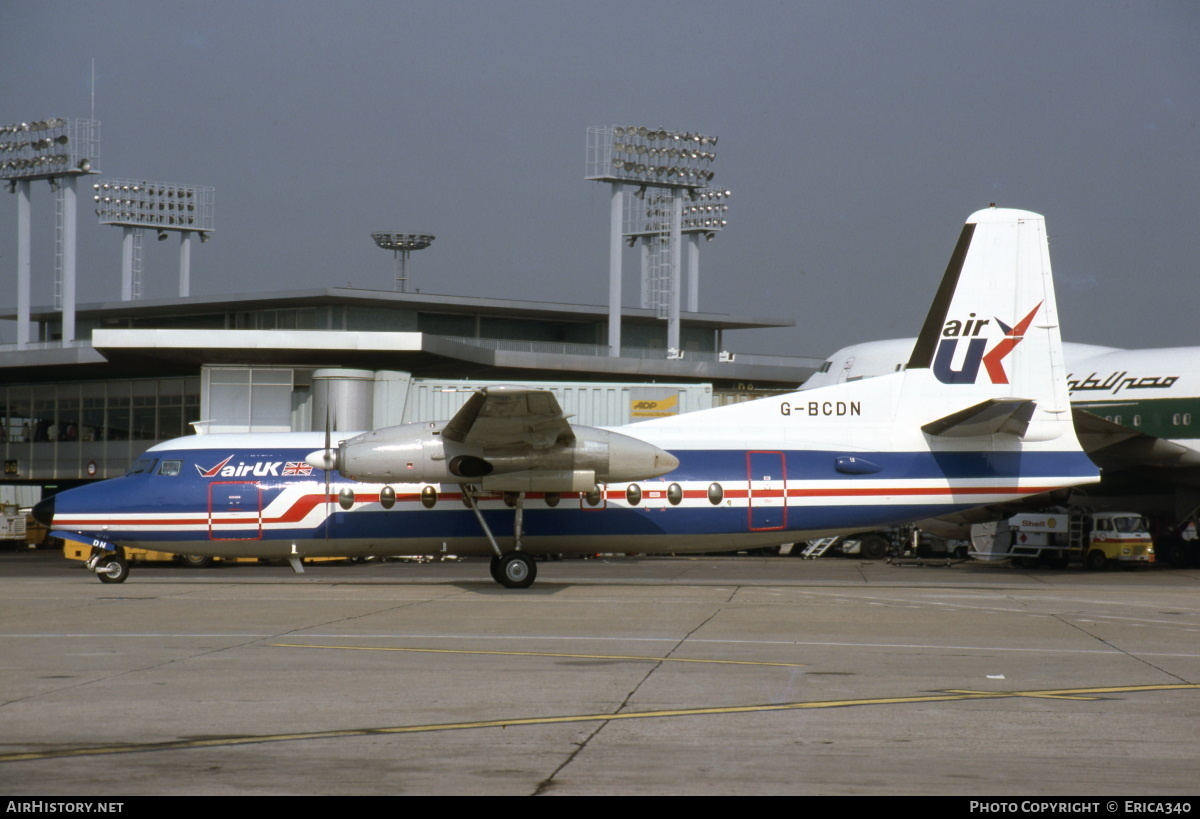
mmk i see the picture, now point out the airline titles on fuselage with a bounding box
[195,455,313,479]
[1067,371,1180,396]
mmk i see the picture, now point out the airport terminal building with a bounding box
[1,287,818,488]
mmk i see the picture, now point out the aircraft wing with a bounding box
[441,385,575,450]
[1072,409,1200,471]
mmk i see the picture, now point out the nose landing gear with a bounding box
[85,545,129,584]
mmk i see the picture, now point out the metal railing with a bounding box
[437,335,820,369]
[0,339,92,352]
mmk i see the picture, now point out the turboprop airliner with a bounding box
[37,207,1100,587]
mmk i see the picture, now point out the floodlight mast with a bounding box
[371,233,435,292]
[93,179,215,300]
[626,186,732,316]
[586,126,717,357]
[2,117,99,347]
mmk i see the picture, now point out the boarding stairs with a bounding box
[800,536,842,559]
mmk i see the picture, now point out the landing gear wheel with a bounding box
[1085,550,1108,571]
[859,535,889,560]
[489,554,503,584]
[1043,552,1070,569]
[496,552,537,589]
[96,557,129,584]
[181,555,214,569]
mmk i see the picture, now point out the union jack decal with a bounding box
[282,462,313,476]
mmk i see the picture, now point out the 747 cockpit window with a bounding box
[158,460,183,476]
[125,458,158,476]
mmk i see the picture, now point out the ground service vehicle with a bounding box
[972,510,1154,569]
[1,503,26,547]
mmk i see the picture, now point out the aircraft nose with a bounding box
[32,495,55,527]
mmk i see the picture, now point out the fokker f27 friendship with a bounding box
[38,207,1100,587]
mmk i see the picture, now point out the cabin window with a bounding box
[158,460,182,476]
[338,488,355,510]
[667,483,683,506]
[707,482,724,505]
[584,487,603,507]
[626,484,642,506]
[380,486,396,509]
[420,486,437,509]
[544,492,560,507]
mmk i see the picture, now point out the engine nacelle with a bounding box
[311,422,678,489]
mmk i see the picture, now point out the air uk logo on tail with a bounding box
[933,302,1042,385]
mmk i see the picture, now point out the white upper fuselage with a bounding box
[803,339,1200,449]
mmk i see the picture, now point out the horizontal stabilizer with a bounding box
[922,398,1036,438]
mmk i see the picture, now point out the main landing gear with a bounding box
[463,485,537,589]
[490,552,536,588]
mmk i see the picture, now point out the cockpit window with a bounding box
[158,460,183,476]
[125,458,158,476]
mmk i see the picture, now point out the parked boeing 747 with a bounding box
[37,207,1100,587]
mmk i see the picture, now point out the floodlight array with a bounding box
[682,188,732,232]
[93,178,214,233]
[624,187,732,237]
[0,118,99,180]
[371,233,435,251]
[587,125,717,188]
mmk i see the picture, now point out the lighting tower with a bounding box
[2,116,99,346]
[625,186,731,314]
[93,179,215,300]
[586,125,717,357]
[371,233,435,292]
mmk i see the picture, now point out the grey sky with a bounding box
[2,0,1197,356]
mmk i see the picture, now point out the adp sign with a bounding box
[933,303,1042,385]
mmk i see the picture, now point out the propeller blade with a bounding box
[324,407,334,541]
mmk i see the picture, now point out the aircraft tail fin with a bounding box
[904,207,1071,440]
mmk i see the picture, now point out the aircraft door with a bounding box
[639,479,669,511]
[747,451,787,531]
[208,481,264,540]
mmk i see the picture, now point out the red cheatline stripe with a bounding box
[52,482,1070,528]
